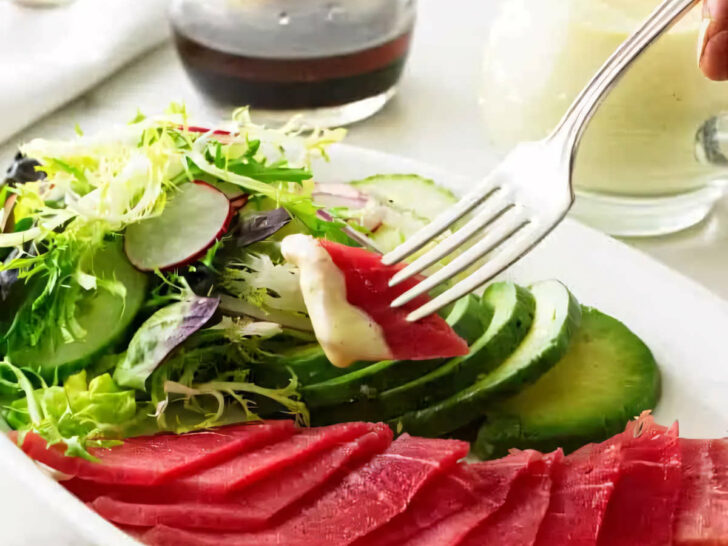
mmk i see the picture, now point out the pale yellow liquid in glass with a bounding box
[481,0,728,197]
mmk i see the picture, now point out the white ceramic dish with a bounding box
[2,144,728,546]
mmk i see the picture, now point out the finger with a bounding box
[699,0,728,80]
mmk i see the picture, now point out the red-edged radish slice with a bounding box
[125,181,232,271]
[230,194,249,212]
[184,126,231,136]
[181,126,236,144]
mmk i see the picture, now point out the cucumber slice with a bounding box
[445,294,494,344]
[252,344,370,389]
[310,283,535,424]
[474,307,660,458]
[390,280,581,438]
[303,295,492,410]
[7,241,148,380]
[350,175,457,253]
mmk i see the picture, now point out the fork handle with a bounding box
[552,0,700,160]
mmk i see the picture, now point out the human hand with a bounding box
[699,0,728,80]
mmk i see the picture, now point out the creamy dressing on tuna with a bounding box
[281,234,392,367]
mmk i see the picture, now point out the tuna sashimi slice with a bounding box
[433,450,561,546]
[77,422,374,503]
[673,438,728,545]
[90,425,392,531]
[358,450,535,546]
[142,435,470,546]
[597,415,682,546]
[65,422,375,504]
[533,435,623,546]
[319,240,469,361]
[169,421,375,499]
[12,420,296,486]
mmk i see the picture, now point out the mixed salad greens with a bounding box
[0,105,370,459]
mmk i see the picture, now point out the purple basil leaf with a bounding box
[113,295,220,390]
[233,208,291,247]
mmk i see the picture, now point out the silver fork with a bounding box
[385,0,699,322]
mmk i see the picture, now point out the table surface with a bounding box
[3,1,727,300]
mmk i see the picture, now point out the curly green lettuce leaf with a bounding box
[148,317,306,432]
[1,363,136,461]
[222,250,306,316]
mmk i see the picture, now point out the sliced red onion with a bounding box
[316,209,383,254]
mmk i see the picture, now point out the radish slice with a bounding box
[125,181,232,271]
[182,126,236,144]
[312,183,370,210]
[230,194,249,212]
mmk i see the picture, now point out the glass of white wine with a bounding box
[480,0,728,236]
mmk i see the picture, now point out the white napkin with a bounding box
[0,0,170,144]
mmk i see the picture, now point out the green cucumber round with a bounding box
[371,282,536,421]
[474,307,660,458]
[390,280,581,438]
[303,295,492,410]
[7,241,148,380]
[252,344,370,389]
[350,175,457,253]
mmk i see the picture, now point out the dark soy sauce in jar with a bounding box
[171,1,416,111]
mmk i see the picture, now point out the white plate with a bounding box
[2,144,728,546]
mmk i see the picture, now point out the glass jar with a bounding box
[480,0,728,236]
[169,0,416,127]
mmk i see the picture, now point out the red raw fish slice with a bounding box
[11,420,295,486]
[597,417,681,546]
[357,450,535,546]
[319,240,469,361]
[431,450,561,546]
[90,425,392,531]
[673,438,728,545]
[71,422,375,503]
[533,435,623,546]
[142,435,470,546]
[168,421,375,499]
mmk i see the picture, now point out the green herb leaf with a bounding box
[129,108,146,124]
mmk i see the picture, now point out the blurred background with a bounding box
[2,0,728,299]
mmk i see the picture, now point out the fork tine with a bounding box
[388,193,513,288]
[404,217,564,322]
[390,208,529,309]
[405,223,538,322]
[380,176,502,266]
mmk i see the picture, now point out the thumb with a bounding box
[699,0,728,80]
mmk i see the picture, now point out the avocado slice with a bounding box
[302,295,493,410]
[473,307,660,458]
[390,280,581,438]
[7,241,148,381]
